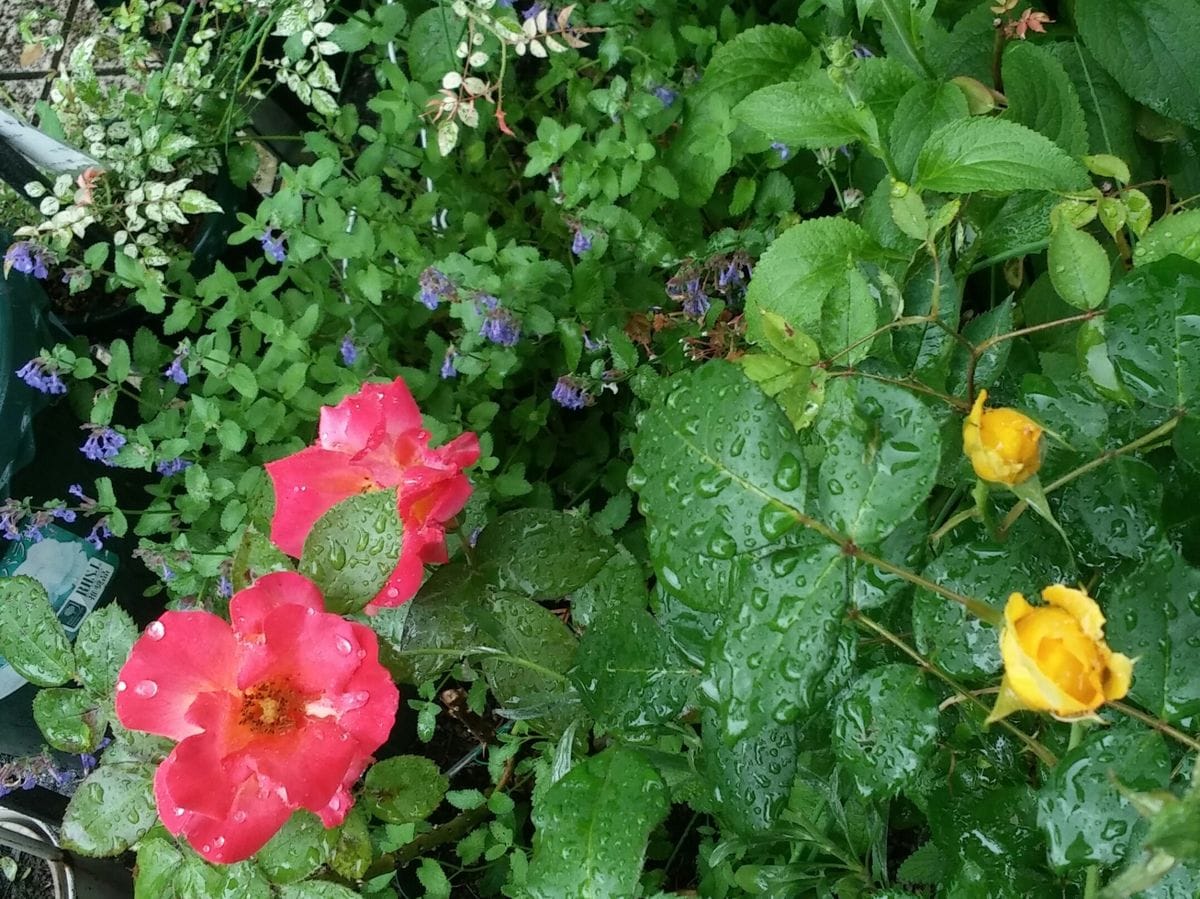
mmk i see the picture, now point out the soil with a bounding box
[0,849,56,899]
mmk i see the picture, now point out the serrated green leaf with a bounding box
[474,509,612,599]
[1037,723,1169,870]
[1105,256,1200,410]
[743,217,879,348]
[0,575,75,686]
[279,883,363,899]
[362,756,448,825]
[1076,0,1200,130]
[814,378,940,545]
[1057,458,1163,566]
[75,603,137,698]
[329,808,372,881]
[62,763,157,856]
[1134,210,1200,268]
[32,687,107,753]
[1002,41,1089,155]
[256,811,333,883]
[833,664,939,797]
[889,82,969,182]
[694,24,812,106]
[628,363,809,612]
[1049,225,1111,310]
[735,78,877,150]
[914,118,1089,194]
[701,708,798,835]
[526,746,669,899]
[299,488,402,614]
[1105,546,1200,725]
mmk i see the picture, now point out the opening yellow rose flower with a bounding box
[962,390,1043,486]
[987,585,1134,723]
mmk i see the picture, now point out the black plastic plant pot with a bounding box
[0,803,132,899]
[0,233,52,500]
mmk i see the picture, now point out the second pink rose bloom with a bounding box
[265,377,480,612]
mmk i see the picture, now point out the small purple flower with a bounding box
[259,229,287,263]
[468,527,482,548]
[571,229,593,256]
[521,1,545,20]
[80,426,126,464]
[51,506,76,523]
[853,44,874,58]
[340,335,359,366]
[23,522,44,543]
[217,574,233,598]
[155,457,192,477]
[770,141,791,162]
[164,344,189,385]
[68,483,86,500]
[16,358,67,395]
[479,303,521,347]
[583,331,602,352]
[681,278,710,319]
[440,348,459,379]
[161,564,175,581]
[4,241,50,279]
[474,293,500,312]
[651,85,678,107]
[85,520,112,551]
[78,753,97,775]
[551,375,590,410]
[418,267,455,309]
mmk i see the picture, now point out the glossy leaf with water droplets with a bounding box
[833,664,939,798]
[32,687,108,753]
[1055,457,1164,566]
[1105,256,1200,412]
[700,707,798,835]
[814,377,940,545]
[61,763,158,856]
[75,603,138,698]
[255,810,334,883]
[628,362,810,612]
[525,745,669,899]
[1036,723,1169,870]
[703,539,847,743]
[474,508,612,600]
[1104,546,1200,725]
[362,756,448,826]
[573,606,694,735]
[0,575,75,687]
[299,488,402,614]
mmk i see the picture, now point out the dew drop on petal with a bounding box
[233,811,247,823]
[356,649,366,659]
[334,636,353,655]
[175,807,186,817]
[202,844,211,854]
[306,608,316,616]
[386,587,399,599]
[214,836,225,849]
[146,621,165,640]
[116,681,127,692]
[134,680,158,698]
[329,796,341,813]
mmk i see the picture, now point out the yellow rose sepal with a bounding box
[987,585,1134,724]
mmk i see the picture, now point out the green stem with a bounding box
[1084,865,1100,899]
[1001,415,1183,533]
[1110,700,1200,754]
[1068,719,1089,751]
[854,611,1057,766]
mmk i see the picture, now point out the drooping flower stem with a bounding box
[853,610,1057,767]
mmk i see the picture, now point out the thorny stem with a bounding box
[853,611,1057,766]
[396,753,520,863]
[966,309,1104,403]
[832,369,969,411]
[1000,414,1184,534]
[1110,701,1200,755]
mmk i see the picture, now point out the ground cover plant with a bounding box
[4,0,1200,896]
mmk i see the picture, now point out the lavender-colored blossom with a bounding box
[521,1,545,20]
[853,44,874,58]
[68,483,85,499]
[81,426,126,463]
[51,506,76,523]
[681,278,710,319]
[86,520,112,551]
[161,564,175,581]
[551,375,590,410]
[474,293,500,312]
[418,267,455,309]
[156,457,192,477]
[583,331,602,352]
[440,348,459,379]
[468,527,482,548]
[217,574,233,598]
[164,345,189,385]
[479,304,521,346]
[571,229,593,256]
[259,229,287,263]
[340,335,359,366]
[770,141,791,162]
[651,85,678,107]
[23,523,44,543]
[4,241,50,279]
[16,358,67,395]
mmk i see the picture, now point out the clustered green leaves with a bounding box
[6,0,1200,897]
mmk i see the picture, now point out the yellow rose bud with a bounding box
[987,585,1134,723]
[962,389,1044,486]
